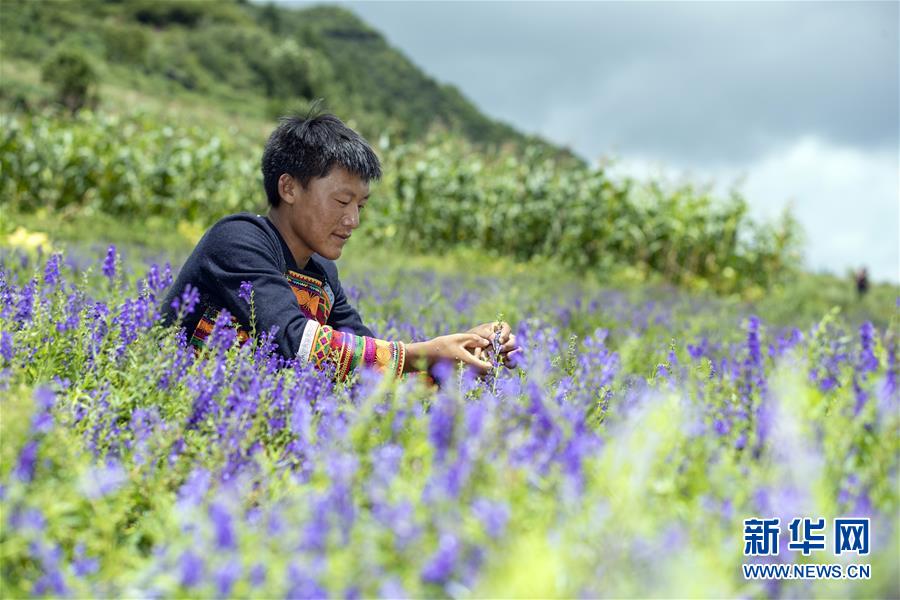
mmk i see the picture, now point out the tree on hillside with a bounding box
[41,48,99,115]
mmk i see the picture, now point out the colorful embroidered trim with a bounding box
[286,270,334,323]
[189,305,251,351]
[299,323,405,380]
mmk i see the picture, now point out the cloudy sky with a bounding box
[280,1,899,282]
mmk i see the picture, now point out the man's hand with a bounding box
[405,333,493,375]
[467,321,519,368]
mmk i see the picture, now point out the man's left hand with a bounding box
[466,321,519,367]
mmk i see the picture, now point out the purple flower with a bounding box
[179,550,205,588]
[208,308,238,352]
[14,440,39,482]
[30,387,55,434]
[472,498,510,539]
[79,460,128,500]
[102,245,117,281]
[214,559,241,596]
[372,501,420,550]
[33,569,67,596]
[168,437,186,467]
[29,541,68,595]
[73,543,99,577]
[713,418,730,436]
[177,468,211,509]
[883,336,897,401]
[249,563,267,587]
[208,502,237,550]
[379,578,407,599]
[285,563,327,599]
[857,322,879,374]
[146,263,173,296]
[421,533,460,584]
[0,331,13,362]
[266,509,285,536]
[746,316,762,368]
[687,338,707,360]
[129,407,158,445]
[42,253,62,288]
[88,302,110,354]
[429,359,455,386]
[113,297,154,358]
[238,280,253,304]
[55,291,82,333]
[170,283,200,317]
[853,322,881,415]
[428,395,456,462]
[15,279,36,324]
[302,496,331,551]
[10,507,45,531]
[371,444,403,488]
[464,401,487,439]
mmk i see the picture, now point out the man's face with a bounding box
[281,166,369,261]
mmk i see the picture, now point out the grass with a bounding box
[2,208,896,332]
[0,56,273,144]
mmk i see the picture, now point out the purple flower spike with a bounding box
[472,498,510,539]
[285,563,327,599]
[14,440,39,482]
[215,559,241,596]
[179,550,205,588]
[73,543,99,577]
[43,253,62,288]
[102,245,117,281]
[0,331,13,362]
[171,283,200,317]
[79,460,128,500]
[420,533,460,584]
[238,280,254,304]
[857,322,879,374]
[249,563,267,587]
[208,502,237,550]
[15,280,36,324]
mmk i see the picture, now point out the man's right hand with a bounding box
[405,333,493,375]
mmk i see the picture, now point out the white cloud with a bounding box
[606,138,900,283]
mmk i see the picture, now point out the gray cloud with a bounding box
[292,0,898,165]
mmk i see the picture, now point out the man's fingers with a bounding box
[491,321,511,344]
[462,333,490,349]
[499,334,518,353]
[456,348,493,373]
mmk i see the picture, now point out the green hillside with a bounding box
[0,0,575,161]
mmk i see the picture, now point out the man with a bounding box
[854,267,869,298]
[161,113,518,380]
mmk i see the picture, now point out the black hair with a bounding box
[261,111,382,207]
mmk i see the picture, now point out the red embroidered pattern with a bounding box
[189,269,405,379]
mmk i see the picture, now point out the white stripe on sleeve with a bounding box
[297,320,320,365]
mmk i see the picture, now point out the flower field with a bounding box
[0,242,897,599]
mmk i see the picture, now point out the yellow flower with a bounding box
[6,227,52,252]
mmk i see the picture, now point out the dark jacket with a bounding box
[160,212,374,358]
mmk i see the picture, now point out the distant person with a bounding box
[160,112,519,381]
[855,267,869,298]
